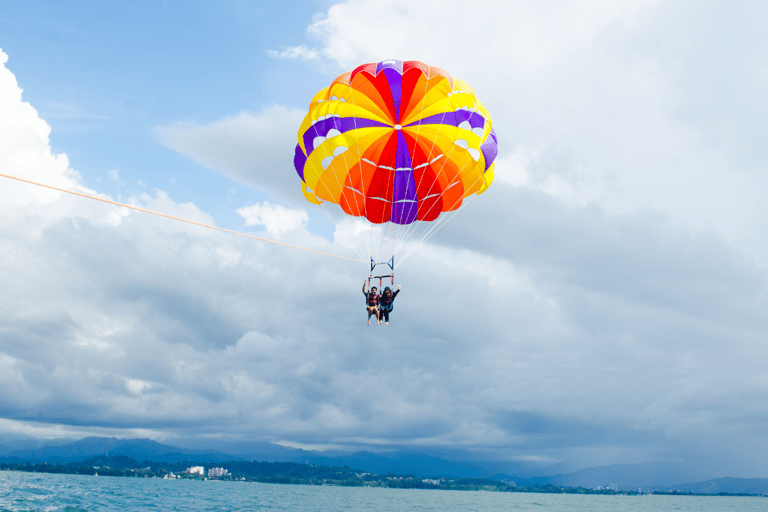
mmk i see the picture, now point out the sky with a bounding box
[1,0,768,478]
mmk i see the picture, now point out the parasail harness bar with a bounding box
[368,256,394,287]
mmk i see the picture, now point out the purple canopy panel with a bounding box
[409,111,486,129]
[381,67,403,124]
[391,131,418,225]
[406,111,455,128]
[480,128,498,171]
[454,110,486,129]
[302,117,342,155]
[393,129,411,170]
[376,60,403,74]
[303,117,389,156]
[294,144,307,180]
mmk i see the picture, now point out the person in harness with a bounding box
[378,285,401,325]
[362,282,381,325]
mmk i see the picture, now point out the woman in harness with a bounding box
[362,282,381,325]
[378,285,401,325]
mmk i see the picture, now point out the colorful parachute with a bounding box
[293,59,497,267]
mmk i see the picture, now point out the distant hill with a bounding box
[1,437,238,464]
[301,450,544,480]
[515,461,716,491]
[659,477,768,494]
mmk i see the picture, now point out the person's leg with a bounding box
[369,306,380,325]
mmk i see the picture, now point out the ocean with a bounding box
[0,470,765,512]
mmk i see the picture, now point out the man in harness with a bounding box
[362,282,381,325]
[378,285,401,325]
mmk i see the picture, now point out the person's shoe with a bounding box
[367,320,371,325]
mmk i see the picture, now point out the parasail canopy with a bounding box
[293,59,497,267]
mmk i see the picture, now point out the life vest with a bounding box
[366,292,379,306]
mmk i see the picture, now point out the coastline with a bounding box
[0,461,763,497]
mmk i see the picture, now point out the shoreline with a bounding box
[1,463,764,498]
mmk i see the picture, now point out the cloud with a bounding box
[0,50,78,208]
[308,0,661,71]
[266,45,320,60]
[153,106,306,205]
[106,168,126,187]
[237,201,308,235]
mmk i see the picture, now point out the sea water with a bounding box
[0,471,765,512]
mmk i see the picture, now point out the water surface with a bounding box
[0,471,764,511]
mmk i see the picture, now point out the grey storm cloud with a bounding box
[153,106,307,207]
[436,187,767,323]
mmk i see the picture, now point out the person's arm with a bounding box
[362,282,367,296]
[393,286,401,299]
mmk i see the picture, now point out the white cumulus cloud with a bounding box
[237,201,308,235]
[266,45,320,60]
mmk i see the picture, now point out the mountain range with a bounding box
[1,436,765,493]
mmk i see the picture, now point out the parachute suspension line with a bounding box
[389,221,398,271]
[397,162,481,266]
[378,222,388,264]
[370,221,375,266]
[392,221,411,260]
[0,173,365,263]
[392,220,398,262]
[377,228,384,267]
[396,209,459,267]
[397,217,420,253]
[396,164,489,267]
[397,144,484,265]
[374,220,393,268]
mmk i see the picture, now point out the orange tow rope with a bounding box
[0,173,364,263]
